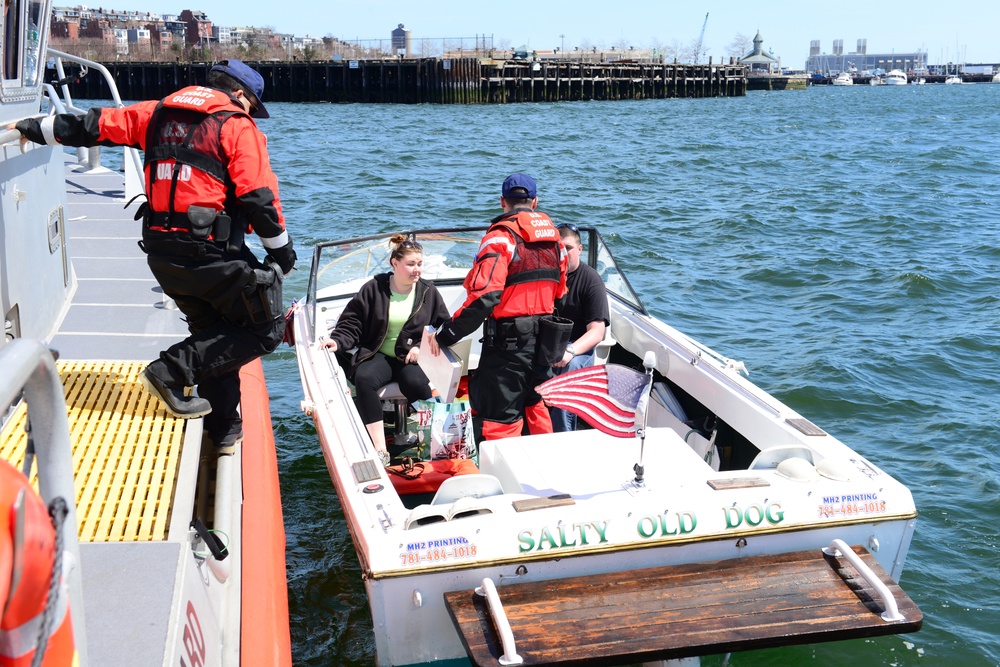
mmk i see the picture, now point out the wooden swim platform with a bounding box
[445,544,922,666]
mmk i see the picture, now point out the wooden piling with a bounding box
[65,58,746,104]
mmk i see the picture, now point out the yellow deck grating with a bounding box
[0,361,186,542]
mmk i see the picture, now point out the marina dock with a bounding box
[810,73,996,85]
[64,58,746,103]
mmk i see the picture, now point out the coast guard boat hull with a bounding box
[1,24,291,666]
[293,228,921,666]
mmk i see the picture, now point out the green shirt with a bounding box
[378,289,415,357]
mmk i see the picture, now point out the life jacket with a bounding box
[0,460,77,667]
[491,210,562,288]
[142,86,249,230]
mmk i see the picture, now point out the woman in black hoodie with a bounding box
[322,234,451,465]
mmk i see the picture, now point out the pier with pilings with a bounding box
[60,58,746,103]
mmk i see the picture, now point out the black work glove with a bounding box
[266,238,296,275]
[15,118,46,145]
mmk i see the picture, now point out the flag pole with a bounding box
[631,351,656,487]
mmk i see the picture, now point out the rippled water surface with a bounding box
[253,85,1000,666]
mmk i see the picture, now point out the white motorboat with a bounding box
[885,69,908,85]
[944,75,963,85]
[993,71,1000,83]
[292,228,923,666]
[0,15,291,667]
[832,72,854,86]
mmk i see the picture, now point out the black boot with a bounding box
[140,366,212,418]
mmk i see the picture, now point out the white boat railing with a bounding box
[475,577,523,666]
[823,538,905,622]
[42,49,144,194]
[0,339,89,666]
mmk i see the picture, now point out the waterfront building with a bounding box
[179,9,212,46]
[740,31,780,73]
[806,39,927,75]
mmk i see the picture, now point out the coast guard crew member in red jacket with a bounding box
[12,59,295,453]
[429,174,567,440]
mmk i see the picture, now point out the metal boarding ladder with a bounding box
[0,339,89,666]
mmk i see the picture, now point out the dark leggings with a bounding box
[353,352,434,424]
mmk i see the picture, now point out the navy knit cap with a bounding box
[210,59,270,118]
[502,173,537,199]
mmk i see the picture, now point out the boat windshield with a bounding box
[310,228,486,301]
[307,226,645,314]
[585,228,644,313]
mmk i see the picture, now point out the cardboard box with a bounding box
[417,329,464,403]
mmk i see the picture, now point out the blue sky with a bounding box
[177,0,998,66]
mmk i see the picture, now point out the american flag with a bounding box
[537,364,651,438]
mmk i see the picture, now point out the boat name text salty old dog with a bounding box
[518,511,699,553]
[400,536,477,566]
[518,521,610,552]
[817,492,887,519]
[723,501,785,530]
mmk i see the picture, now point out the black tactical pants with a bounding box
[140,232,284,439]
[471,316,555,439]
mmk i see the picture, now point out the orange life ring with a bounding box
[0,459,77,666]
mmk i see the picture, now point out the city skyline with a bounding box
[123,0,1000,65]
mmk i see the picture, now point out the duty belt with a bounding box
[146,211,197,230]
[488,315,541,351]
[141,205,243,252]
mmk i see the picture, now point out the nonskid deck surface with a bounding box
[1,158,193,541]
[53,158,189,361]
[0,158,200,665]
[0,360,186,542]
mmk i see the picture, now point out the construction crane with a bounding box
[693,12,709,64]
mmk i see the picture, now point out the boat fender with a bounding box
[0,460,77,667]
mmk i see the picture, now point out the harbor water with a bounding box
[244,84,1000,665]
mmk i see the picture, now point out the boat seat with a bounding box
[377,382,410,444]
[594,327,617,366]
[431,474,505,505]
[405,494,501,529]
[748,444,815,470]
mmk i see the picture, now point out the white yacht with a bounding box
[832,72,854,86]
[885,69,908,85]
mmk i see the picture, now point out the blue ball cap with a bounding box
[502,173,537,200]
[210,59,269,118]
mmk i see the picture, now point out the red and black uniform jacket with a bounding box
[329,274,452,380]
[29,86,289,254]
[436,208,567,348]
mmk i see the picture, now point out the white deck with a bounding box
[53,158,223,667]
[52,161,188,361]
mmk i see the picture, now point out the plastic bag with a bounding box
[413,399,476,460]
